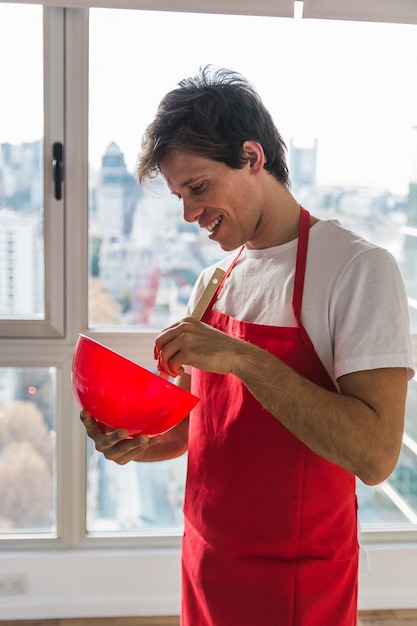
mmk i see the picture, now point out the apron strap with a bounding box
[292,206,310,325]
[204,206,310,325]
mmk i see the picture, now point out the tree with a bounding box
[0,400,54,530]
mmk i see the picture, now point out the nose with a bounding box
[182,197,202,223]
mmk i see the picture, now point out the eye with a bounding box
[190,182,205,195]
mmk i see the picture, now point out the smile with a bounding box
[205,216,222,232]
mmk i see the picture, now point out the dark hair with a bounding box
[137,66,290,187]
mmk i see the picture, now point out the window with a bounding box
[1,1,417,619]
[87,7,417,534]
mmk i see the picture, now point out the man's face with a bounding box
[160,149,265,251]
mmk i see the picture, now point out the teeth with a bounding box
[206,216,222,232]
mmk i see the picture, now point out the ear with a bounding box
[242,140,265,175]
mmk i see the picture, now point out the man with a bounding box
[81,67,414,625]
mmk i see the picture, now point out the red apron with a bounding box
[182,207,358,626]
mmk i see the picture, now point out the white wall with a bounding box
[1,545,417,620]
[0,549,181,619]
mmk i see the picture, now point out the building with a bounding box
[289,137,318,189]
[95,141,138,238]
[0,209,43,317]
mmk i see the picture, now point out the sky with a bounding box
[1,4,417,193]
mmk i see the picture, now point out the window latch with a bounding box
[52,142,64,201]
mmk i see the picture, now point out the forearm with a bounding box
[230,341,407,485]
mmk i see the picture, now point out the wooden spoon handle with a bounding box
[191,267,226,321]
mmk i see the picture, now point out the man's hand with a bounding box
[154,317,243,378]
[80,403,190,465]
[80,409,162,464]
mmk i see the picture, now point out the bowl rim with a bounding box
[74,333,196,396]
[76,333,142,370]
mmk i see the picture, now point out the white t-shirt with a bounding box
[187,218,415,384]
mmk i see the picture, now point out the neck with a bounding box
[247,183,306,249]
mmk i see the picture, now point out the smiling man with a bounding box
[81,66,414,626]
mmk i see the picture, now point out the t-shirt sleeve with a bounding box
[331,247,415,381]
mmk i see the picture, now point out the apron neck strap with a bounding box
[292,206,311,324]
[203,206,311,322]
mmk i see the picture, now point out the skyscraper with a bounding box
[289,137,318,190]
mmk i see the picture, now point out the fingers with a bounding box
[154,318,197,377]
[99,434,156,465]
[79,409,160,464]
[80,409,128,447]
[157,351,184,378]
[156,341,182,378]
[80,409,126,440]
[155,317,234,376]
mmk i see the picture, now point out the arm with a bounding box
[155,319,408,485]
[233,341,407,485]
[80,373,191,465]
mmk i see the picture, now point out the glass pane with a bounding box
[0,367,56,535]
[87,443,186,533]
[88,11,232,330]
[88,11,417,331]
[0,4,44,319]
[357,377,417,528]
[88,9,417,533]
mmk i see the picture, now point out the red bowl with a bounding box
[72,334,199,437]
